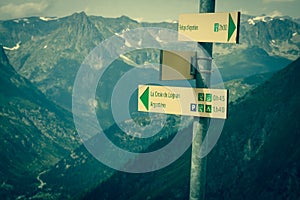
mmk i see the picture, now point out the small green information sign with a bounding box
[205,93,212,102]
[198,93,204,101]
[198,104,204,112]
[205,105,212,113]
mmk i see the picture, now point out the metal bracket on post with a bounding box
[196,57,213,61]
[191,54,214,79]
[190,52,197,76]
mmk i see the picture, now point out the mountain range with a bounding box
[0,12,299,111]
[0,11,299,199]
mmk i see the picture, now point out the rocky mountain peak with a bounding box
[68,11,89,23]
[62,11,101,40]
[117,15,138,23]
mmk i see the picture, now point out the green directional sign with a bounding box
[178,12,240,43]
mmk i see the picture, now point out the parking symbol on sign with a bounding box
[190,104,197,112]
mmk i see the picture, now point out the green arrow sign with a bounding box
[228,13,236,41]
[140,86,149,110]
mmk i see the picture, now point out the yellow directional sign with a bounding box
[178,12,240,43]
[138,85,228,119]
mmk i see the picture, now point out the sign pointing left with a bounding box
[138,85,228,119]
[140,86,149,110]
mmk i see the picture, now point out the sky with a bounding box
[0,0,299,22]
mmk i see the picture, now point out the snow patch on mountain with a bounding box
[162,19,178,24]
[124,40,132,47]
[114,28,130,38]
[248,19,256,25]
[120,54,138,67]
[248,15,275,25]
[12,18,30,23]
[253,16,268,22]
[138,39,142,46]
[270,40,277,46]
[114,32,124,38]
[155,36,163,43]
[39,16,58,21]
[3,41,21,51]
[23,18,30,23]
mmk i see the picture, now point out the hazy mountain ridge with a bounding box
[206,57,300,199]
[215,14,300,59]
[215,14,299,80]
[30,113,191,199]
[217,46,291,81]
[78,119,193,200]
[225,72,273,102]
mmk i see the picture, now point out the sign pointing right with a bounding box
[228,13,236,41]
[178,12,240,43]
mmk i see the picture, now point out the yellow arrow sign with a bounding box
[178,12,240,43]
[138,85,228,119]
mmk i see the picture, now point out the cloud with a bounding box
[237,9,250,15]
[263,0,294,3]
[0,1,49,19]
[133,17,144,22]
[268,10,284,17]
